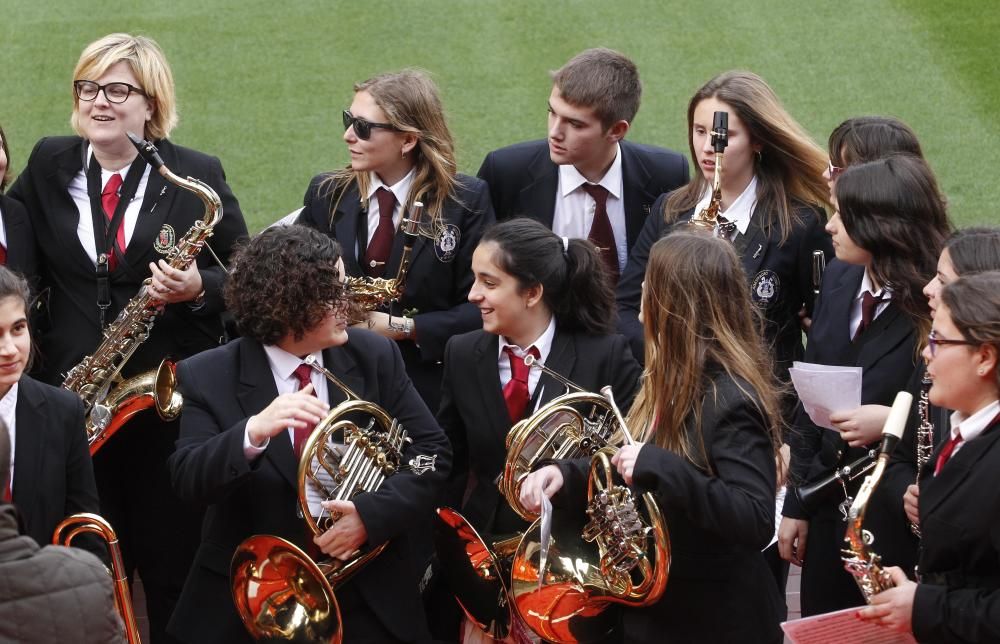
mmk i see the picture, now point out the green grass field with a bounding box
[2,0,997,231]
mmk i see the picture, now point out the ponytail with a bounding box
[480,218,616,335]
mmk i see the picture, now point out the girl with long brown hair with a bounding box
[521,230,784,643]
[297,69,494,414]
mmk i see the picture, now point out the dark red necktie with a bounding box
[292,363,318,457]
[580,183,619,283]
[0,243,7,266]
[2,479,10,503]
[933,431,964,475]
[503,346,540,422]
[364,187,397,278]
[853,291,883,342]
[102,173,126,271]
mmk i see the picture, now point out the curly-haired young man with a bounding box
[167,224,451,644]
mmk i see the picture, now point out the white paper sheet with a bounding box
[789,361,863,431]
[782,606,917,644]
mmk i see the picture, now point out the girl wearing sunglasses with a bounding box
[857,270,1000,642]
[780,154,951,616]
[823,116,924,199]
[298,69,494,416]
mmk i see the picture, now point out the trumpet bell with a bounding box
[231,535,342,644]
[501,392,616,522]
[434,507,516,640]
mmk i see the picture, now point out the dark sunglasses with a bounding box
[927,329,978,357]
[342,110,399,140]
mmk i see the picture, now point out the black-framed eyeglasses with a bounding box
[928,329,978,357]
[828,159,844,181]
[342,110,399,141]
[74,80,147,104]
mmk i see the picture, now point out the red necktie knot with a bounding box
[579,183,619,284]
[292,362,319,457]
[853,291,885,342]
[933,431,964,476]
[503,346,540,422]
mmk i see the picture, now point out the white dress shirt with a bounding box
[947,399,1000,458]
[364,169,415,248]
[692,175,758,240]
[68,145,151,264]
[849,268,893,339]
[242,346,329,460]
[497,316,557,416]
[553,144,627,272]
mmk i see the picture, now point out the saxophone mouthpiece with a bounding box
[126,132,165,170]
[879,391,913,456]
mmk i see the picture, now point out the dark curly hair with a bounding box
[225,225,352,345]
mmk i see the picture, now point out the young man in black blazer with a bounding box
[477,47,688,281]
[168,225,450,644]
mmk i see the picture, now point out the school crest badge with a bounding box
[751,269,779,308]
[434,224,460,262]
[153,224,175,255]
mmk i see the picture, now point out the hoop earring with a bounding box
[401,149,406,159]
[756,150,763,163]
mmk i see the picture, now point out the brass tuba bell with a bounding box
[230,356,437,643]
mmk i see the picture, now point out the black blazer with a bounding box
[438,328,641,536]
[555,371,782,644]
[617,195,832,374]
[297,173,494,412]
[10,374,99,547]
[477,139,689,254]
[8,136,248,385]
[167,329,451,644]
[0,194,38,280]
[912,414,1000,643]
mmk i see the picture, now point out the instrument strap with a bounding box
[86,153,147,327]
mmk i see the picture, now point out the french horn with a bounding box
[231,356,437,643]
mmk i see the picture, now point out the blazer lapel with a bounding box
[734,217,770,278]
[235,341,298,489]
[519,149,559,228]
[921,421,1000,517]
[321,346,365,408]
[334,187,365,276]
[531,331,576,411]
[11,378,46,514]
[473,333,514,471]
[48,140,97,274]
[824,263,862,349]
[620,142,658,249]
[385,199,431,285]
[854,303,909,371]
[124,139,181,270]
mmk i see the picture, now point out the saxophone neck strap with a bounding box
[86,152,148,325]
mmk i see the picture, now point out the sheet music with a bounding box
[782,607,917,644]
[789,361,863,431]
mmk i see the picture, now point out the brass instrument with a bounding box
[63,132,221,454]
[910,374,934,537]
[53,513,141,644]
[231,355,437,642]
[842,392,912,602]
[509,387,669,643]
[440,366,668,644]
[345,201,424,312]
[690,111,729,232]
[499,355,619,521]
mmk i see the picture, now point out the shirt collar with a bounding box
[949,399,1000,443]
[558,143,623,199]
[857,268,893,302]
[263,344,324,381]
[0,382,18,418]
[498,315,557,363]
[694,175,758,235]
[366,168,416,206]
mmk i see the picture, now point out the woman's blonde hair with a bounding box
[71,33,177,141]
[665,71,829,243]
[324,69,457,231]
[628,231,782,469]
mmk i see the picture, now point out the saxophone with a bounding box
[345,201,425,312]
[841,392,912,602]
[690,110,728,232]
[62,132,223,454]
[910,373,934,537]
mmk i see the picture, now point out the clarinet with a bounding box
[910,374,934,537]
